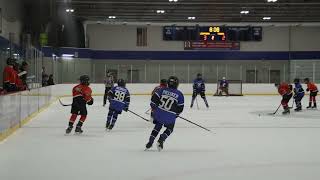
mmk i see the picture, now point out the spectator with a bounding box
[42,74,49,87]
[47,74,55,86]
[3,58,19,92]
[13,62,26,91]
[19,61,29,88]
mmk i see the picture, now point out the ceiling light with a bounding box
[169,0,178,2]
[108,16,116,19]
[263,17,271,20]
[156,10,165,14]
[187,16,196,20]
[70,9,74,13]
[66,9,70,12]
[240,10,249,14]
[267,0,277,2]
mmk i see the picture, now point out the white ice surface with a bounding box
[1,95,320,180]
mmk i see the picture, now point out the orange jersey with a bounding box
[278,83,292,96]
[307,82,318,92]
[72,84,93,102]
[3,66,17,85]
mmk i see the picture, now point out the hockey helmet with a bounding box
[6,58,16,66]
[168,76,179,89]
[79,75,90,85]
[117,79,126,87]
[160,79,167,86]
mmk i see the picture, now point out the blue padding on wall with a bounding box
[42,46,320,60]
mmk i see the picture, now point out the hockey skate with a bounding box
[282,108,290,115]
[106,122,110,129]
[312,103,317,109]
[145,142,153,151]
[294,107,302,112]
[65,126,73,134]
[75,126,83,134]
[157,141,164,151]
[107,125,114,131]
[307,102,312,109]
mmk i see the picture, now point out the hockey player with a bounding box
[149,79,167,121]
[293,78,304,111]
[275,82,293,114]
[190,73,209,108]
[152,79,167,95]
[3,58,18,92]
[145,76,184,151]
[218,77,229,96]
[304,78,318,109]
[103,72,114,106]
[66,75,94,134]
[106,79,130,130]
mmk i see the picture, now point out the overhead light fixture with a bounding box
[267,0,277,2]
[66,8,74,13]
[263,17,272,20]
[187,16,196,20]
[156,10,165,14]
[108,16,116,19]
[240,10,250,14]
[169,0,178,2]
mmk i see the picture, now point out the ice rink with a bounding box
[1,95,320,180]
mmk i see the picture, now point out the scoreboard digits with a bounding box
[163,26,262,41]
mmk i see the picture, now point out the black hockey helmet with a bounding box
[197,73,202,79]
[79,75,90,85]
[117,79,126,87]
[160,79,167,86]
[6,58,16,66]
[294,78,300,83]
[168,76,179,89]
[304,78,310,83]
[274,83,279,87]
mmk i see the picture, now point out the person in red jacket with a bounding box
[66,75,94,134]
[304,78,318,109]
[275,82,293,114]
[3,58,18,92]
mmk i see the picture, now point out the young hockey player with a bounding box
[293,78,305,111]
[3,58,18,92]
[304,78,318,109]
[103,71,114,106]
[66,75,94,134]
[149,79,167,122]
[218,77,229,96]
[275,82,293,114]
[106,79,130,130]
[145,76,184,151]
[152,79,167,95]
[190,73,209,108]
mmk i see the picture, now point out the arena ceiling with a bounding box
[56,0,320,23]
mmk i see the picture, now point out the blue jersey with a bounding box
[193,78,205,92]
[294,82,305,95]
[151,87,184,125]
[220,80,228,88]
[108,86,130,112]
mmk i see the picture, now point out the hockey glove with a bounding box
[306,88,309,92]
[124,106,129,112]
[87,98,94,105]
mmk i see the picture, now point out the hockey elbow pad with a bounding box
[87,98,94,105]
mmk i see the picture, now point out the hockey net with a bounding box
[214,80,243,96]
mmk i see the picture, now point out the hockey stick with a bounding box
[268,103,281,115]
[289,99,295,109]
[178,116,211,132]
[128,110,149,122]
[145,108,151,115]
[58,98,72,106]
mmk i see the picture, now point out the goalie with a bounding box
[217,77,229,96]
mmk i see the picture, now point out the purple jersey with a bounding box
[151,87,184,125]
[220,80,228,88]
[108,86,130,112]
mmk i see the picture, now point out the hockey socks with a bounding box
[106,110,119,130]
[190,97,196,107]
[203,98,209,108]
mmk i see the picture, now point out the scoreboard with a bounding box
[163,26,262,41]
